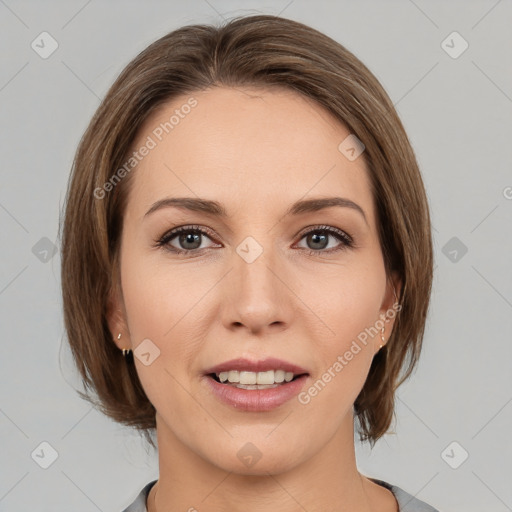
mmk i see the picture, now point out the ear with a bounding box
[377,271,402,348]
[106,282,130,351]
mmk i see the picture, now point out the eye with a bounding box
[155,224,354,256]
[156,225,220,254]
[295,225,354,255]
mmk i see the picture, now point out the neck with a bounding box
[147,412,393,512]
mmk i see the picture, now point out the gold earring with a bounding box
[117,333,132,356]
[379,325,385,349]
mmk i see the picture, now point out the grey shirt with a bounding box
[122,478,440,511]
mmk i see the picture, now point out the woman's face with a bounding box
[110,86,399,474]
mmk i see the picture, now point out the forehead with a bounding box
[126,86,375,224]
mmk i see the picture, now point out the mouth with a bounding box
[202,358,310,411]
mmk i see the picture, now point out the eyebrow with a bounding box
[144,196,368,225]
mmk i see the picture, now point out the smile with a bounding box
[212,369,299,388]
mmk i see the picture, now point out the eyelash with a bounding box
[155,224,354,257]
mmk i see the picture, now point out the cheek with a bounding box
[299,298,378,416]
[119,253,205,395]
[302,264,383,390]
[121,246,198,341]
[302,260,384,342]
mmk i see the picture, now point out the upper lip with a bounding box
[204,357,309,375]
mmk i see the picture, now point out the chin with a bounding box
[199,434,306,476]
[221,452,300,477]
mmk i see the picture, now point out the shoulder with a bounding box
[122,478,440,512]
[370,478,440,512]
[121,480,157,512]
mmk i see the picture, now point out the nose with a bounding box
[220,238,293,335]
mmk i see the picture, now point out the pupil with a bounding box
[180,232,201,250]
[309,232,327,250]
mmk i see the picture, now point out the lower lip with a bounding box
[204,374,309,412]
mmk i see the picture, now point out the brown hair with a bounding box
[60,14,433,448]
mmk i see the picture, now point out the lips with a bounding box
[203,357,309,376]
[202,357,310,411]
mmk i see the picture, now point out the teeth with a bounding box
[228,370,239,383]
[274,370,285,383]
[232,383,280,390]
[256,370,274,385]
[240,371,257,385]
[215,370,299,384]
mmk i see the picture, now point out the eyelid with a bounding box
[157,224,220,249]
[295,224,353,244]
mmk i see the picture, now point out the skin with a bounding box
[109,86,401,512]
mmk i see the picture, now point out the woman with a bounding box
[60,14,438,512]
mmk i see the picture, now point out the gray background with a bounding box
[1,0,511,511]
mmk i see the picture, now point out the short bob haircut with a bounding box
[60,14,433,448]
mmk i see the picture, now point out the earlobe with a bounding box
[106,287,128,350]
[376,272,402,351]
[383,272,402,313]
